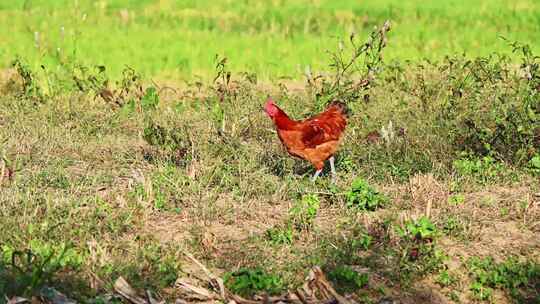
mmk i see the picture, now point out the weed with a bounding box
[442,50,540,164]
[0,242,83,297]
[310,20,391,108]
[397,244,447,285]
[527,154,540,175]
[36,170,70,189]
[436,270,458,287]
[467,256,540,303]
[448,194,465,205]
[265,225,294,245]
[289,194,320,231]
[142,122,191,166]
[453,154,513,184]
[224,268,283,297]
[397,216,438,242]
[441,215,469,239]
[327,265,369,293]
[345,177,387,211]
[355,233,373,251]
[11,57,43,102]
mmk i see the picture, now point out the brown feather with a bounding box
[268,101,348,170]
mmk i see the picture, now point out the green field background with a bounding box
[1,0,539,80]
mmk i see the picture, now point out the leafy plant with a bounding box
[447,194,465,205]
[345,177,387,211]
[527,154,540,175]
[467,256,540,303]
[442,46,540,164]
[11,57,43,102]
[436,270,458,287]
[36,170,70,189]
[397,216,437,242]
[453,154,509,184]
[142,121,191,165]
[224,268,283,297]
[0,242,83,297]
[265,225,294,245]
[309,20,391,110]
[289,194,320,230]
[355,233,372,251]
[327,265,368,293]
[441,215,465,237]
[71,64,109,96]
[140,87,159,111]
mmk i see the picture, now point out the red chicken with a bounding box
[264,97,348,182]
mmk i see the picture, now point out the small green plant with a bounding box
[442,215,465,237]
[0,242,83,297]
[36,170,70,189]
[142,121,191,166]
[140,86,159,111]
[328,265,369,293]
[310,20,391,109]
[153,190,167,210]
[470,281,494,301]
[224,268,283,297]
[448,194,465,205]
[143,123,187,151]
[11,57,44,102]
[355,233,372,250]
[436,270,458,287]
[453,154,509,184]
[397,216,438,242]
[345,177,387,211]
[467,256,540,303]
[527,154,540,175]
[289,194,320,231]
[265,225,294,245]
[72,64,109,96]
[396,243,447,284]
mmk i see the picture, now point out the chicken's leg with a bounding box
[329,156,336,183]
[311,169,323,182]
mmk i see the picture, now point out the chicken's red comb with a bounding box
[265,96,275,107]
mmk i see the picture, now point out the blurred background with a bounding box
[1,0,539,81]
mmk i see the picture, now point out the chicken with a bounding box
[264,97,348,182]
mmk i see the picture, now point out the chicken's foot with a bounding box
[329,156,336,183]
[311,169,323,182]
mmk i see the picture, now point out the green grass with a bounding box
[1,0,539,80]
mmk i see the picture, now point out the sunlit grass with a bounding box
[1,0,539,80]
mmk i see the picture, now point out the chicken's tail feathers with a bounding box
[328,100,350,117]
